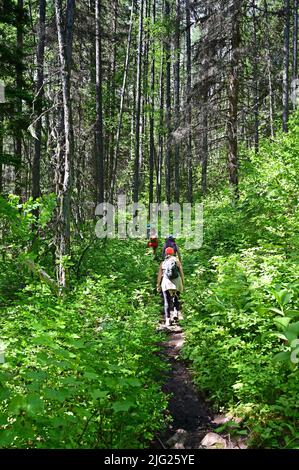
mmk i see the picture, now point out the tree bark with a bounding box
[149,0,156,207]
[185,0,192,203]
[283,0,290,132]
[293,0,298,80]
[107,1,118,195]
[32,0,46,201]
[0,113,3,194]
[201,90,208,197]
[264,0,274,137]
[173,0,180,202]
[252,0,259,153]
[54,0,75,288]
[157,53,164,205]
[165,0,171,204]
[95,0,104,204]
[227,0,241,198]
[15,0,24,198]
[133,0,144,204]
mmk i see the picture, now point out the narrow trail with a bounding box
[152,322,214,449]
[152,321,248,449]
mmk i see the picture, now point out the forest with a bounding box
[1,0,299,451]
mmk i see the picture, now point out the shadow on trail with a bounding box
[151,324,215,449]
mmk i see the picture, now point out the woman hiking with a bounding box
[156,246,184,327]
[161,235,182,262]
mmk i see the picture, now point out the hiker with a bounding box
[147,226,159,259]
[161,235,182,262]
[156,246,184,326]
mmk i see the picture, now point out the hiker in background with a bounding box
[161,235,182,262]
[157,246,184,326]
[147,225,159,259]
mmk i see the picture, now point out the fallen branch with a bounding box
[23,258,60,296]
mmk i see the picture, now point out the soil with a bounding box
[151,323,215,449]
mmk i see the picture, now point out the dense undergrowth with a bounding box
[1,115,299,449]
[182,115,299,448]
[0,237,168,448]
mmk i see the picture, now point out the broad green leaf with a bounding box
[112,401,135,412]
[274,317,291,330]
[91,390,109,400]
[273,352,291,362]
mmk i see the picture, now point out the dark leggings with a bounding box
[163,291,180,320]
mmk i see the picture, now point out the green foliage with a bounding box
[0,194,56,302]
[0,239,168,448]
[181,115,299,448]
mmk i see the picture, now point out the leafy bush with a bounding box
[181,116,299,448]
[0,240,168,448]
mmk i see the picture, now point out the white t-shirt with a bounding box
[161,256,183,293]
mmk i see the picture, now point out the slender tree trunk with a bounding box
[283,0,290,132]
[109,0,134,202]
[133,0,144,204]
[54,0,75,288]
[65,0,75,66]
[201,90,208,196]
[293,0,298,80]
[0,114,3,194]
[149,0,156,207]
[140,0,149,186]
[32,0,46,200]
[252,0,259,153]
[165,0,171,204]
[15,0,24,198]
[227,0,241,198]
[108,1,118,195]
[95,0,104,204]
[264,0,274,137]
[157,53,164,205]
[185,0,192,203]
[173,0,180,202]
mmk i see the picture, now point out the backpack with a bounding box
[162,239,178,259]
[164,257,180,280]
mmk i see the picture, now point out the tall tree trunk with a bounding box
[15,0,24,198]
[109,0,134,202]
[293,0,298,80]
[108,1,118,195]
[0,114,3,194]
[157,53,164,205]
[133,0,144,204]
[149,0,156,207]
[227,0,241,198]
[65,0,75,66]
[264,0,274,137]
[32,0,46,201]
[140,0,149,187]
[283,0,290,132]
[185,0,192,203]
[201,90,208,196]
[95,0,104,204]
[165,0,171,204]
[173,0,180,202]
[252,0,259,153]
[54,0,75,288]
